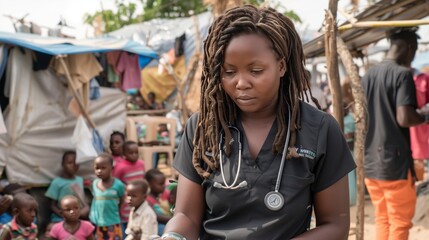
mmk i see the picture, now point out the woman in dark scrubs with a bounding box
[158,4,355,240]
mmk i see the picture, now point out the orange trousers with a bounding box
[365,174,416,240]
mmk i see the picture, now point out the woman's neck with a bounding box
[240,112,276,126]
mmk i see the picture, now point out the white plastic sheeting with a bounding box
[71,116,98,164]
[0,48,126,185]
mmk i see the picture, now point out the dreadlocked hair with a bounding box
[193,4,319,179]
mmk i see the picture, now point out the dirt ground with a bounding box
[348,194,429,240]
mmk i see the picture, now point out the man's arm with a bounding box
[396,105,424,127]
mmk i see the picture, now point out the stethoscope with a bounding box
[213,107,291,211]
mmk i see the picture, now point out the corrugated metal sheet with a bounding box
[303,0,429,58]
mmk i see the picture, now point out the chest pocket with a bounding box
[276,174,314,201]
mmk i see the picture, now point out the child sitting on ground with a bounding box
[0,193,38,240]
[124,179,157,240]
[45,151,89,222]
[113,141,146,233]
[145,169,171,235]
[110,131,126,165]
[49,195,94,240]
[90,153,125,240]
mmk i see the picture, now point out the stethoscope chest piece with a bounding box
[264,191,284,211]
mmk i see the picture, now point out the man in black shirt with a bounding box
[362,27,426,240]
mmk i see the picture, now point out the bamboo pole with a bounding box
[339,19,429,31]
[337,36,367,240]
[324,0,344,130]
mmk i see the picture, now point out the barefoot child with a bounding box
[90,153,125,240]
[0,193,38,240]
[124,179,157,240]
[49,195,94,240]
[45,151,88,222]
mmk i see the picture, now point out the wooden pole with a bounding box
[324,0,344,130]
[337,37,367,240]
[58,56,96,129]
[339,19,429,31]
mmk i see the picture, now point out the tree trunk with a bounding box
[337,36,367,240]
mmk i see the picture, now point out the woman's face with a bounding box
[221,33,286,115]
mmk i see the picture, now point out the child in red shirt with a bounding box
[113,141,146,231]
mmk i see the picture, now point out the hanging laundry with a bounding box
[107,65,121,83]
[106,51,121,68]
[117,51,141,91]
[89,78,100,100]
[52,53,103,90]
[92,129,104,154]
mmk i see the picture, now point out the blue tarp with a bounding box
[0,31,158,68]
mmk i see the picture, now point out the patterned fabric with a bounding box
[0,217,38,240]
[95,224,122,240]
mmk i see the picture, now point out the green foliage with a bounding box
[83,1,143,33]
[83,0,301,33]
[143,0,207,20]
[243,0,302,23]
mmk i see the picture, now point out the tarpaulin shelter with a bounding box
[0,31,158,185]
[109,12,212,113]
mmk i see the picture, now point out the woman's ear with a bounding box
[279,59,287,77]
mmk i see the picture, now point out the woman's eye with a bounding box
[251,69,263,74]
[222,71,236,78]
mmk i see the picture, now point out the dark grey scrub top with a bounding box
[174,102,356,240]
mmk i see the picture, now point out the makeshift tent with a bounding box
[110,12,212,113]
[0,32,158,185]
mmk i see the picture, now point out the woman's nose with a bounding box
[236,73,251,89]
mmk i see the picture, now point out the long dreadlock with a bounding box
[193,4,319,179]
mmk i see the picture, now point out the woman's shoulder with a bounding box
[299,101,331,125]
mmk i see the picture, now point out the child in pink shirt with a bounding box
[49,195,94,240]
[112,141,146,229]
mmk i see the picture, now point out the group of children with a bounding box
[0,131,177,240]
